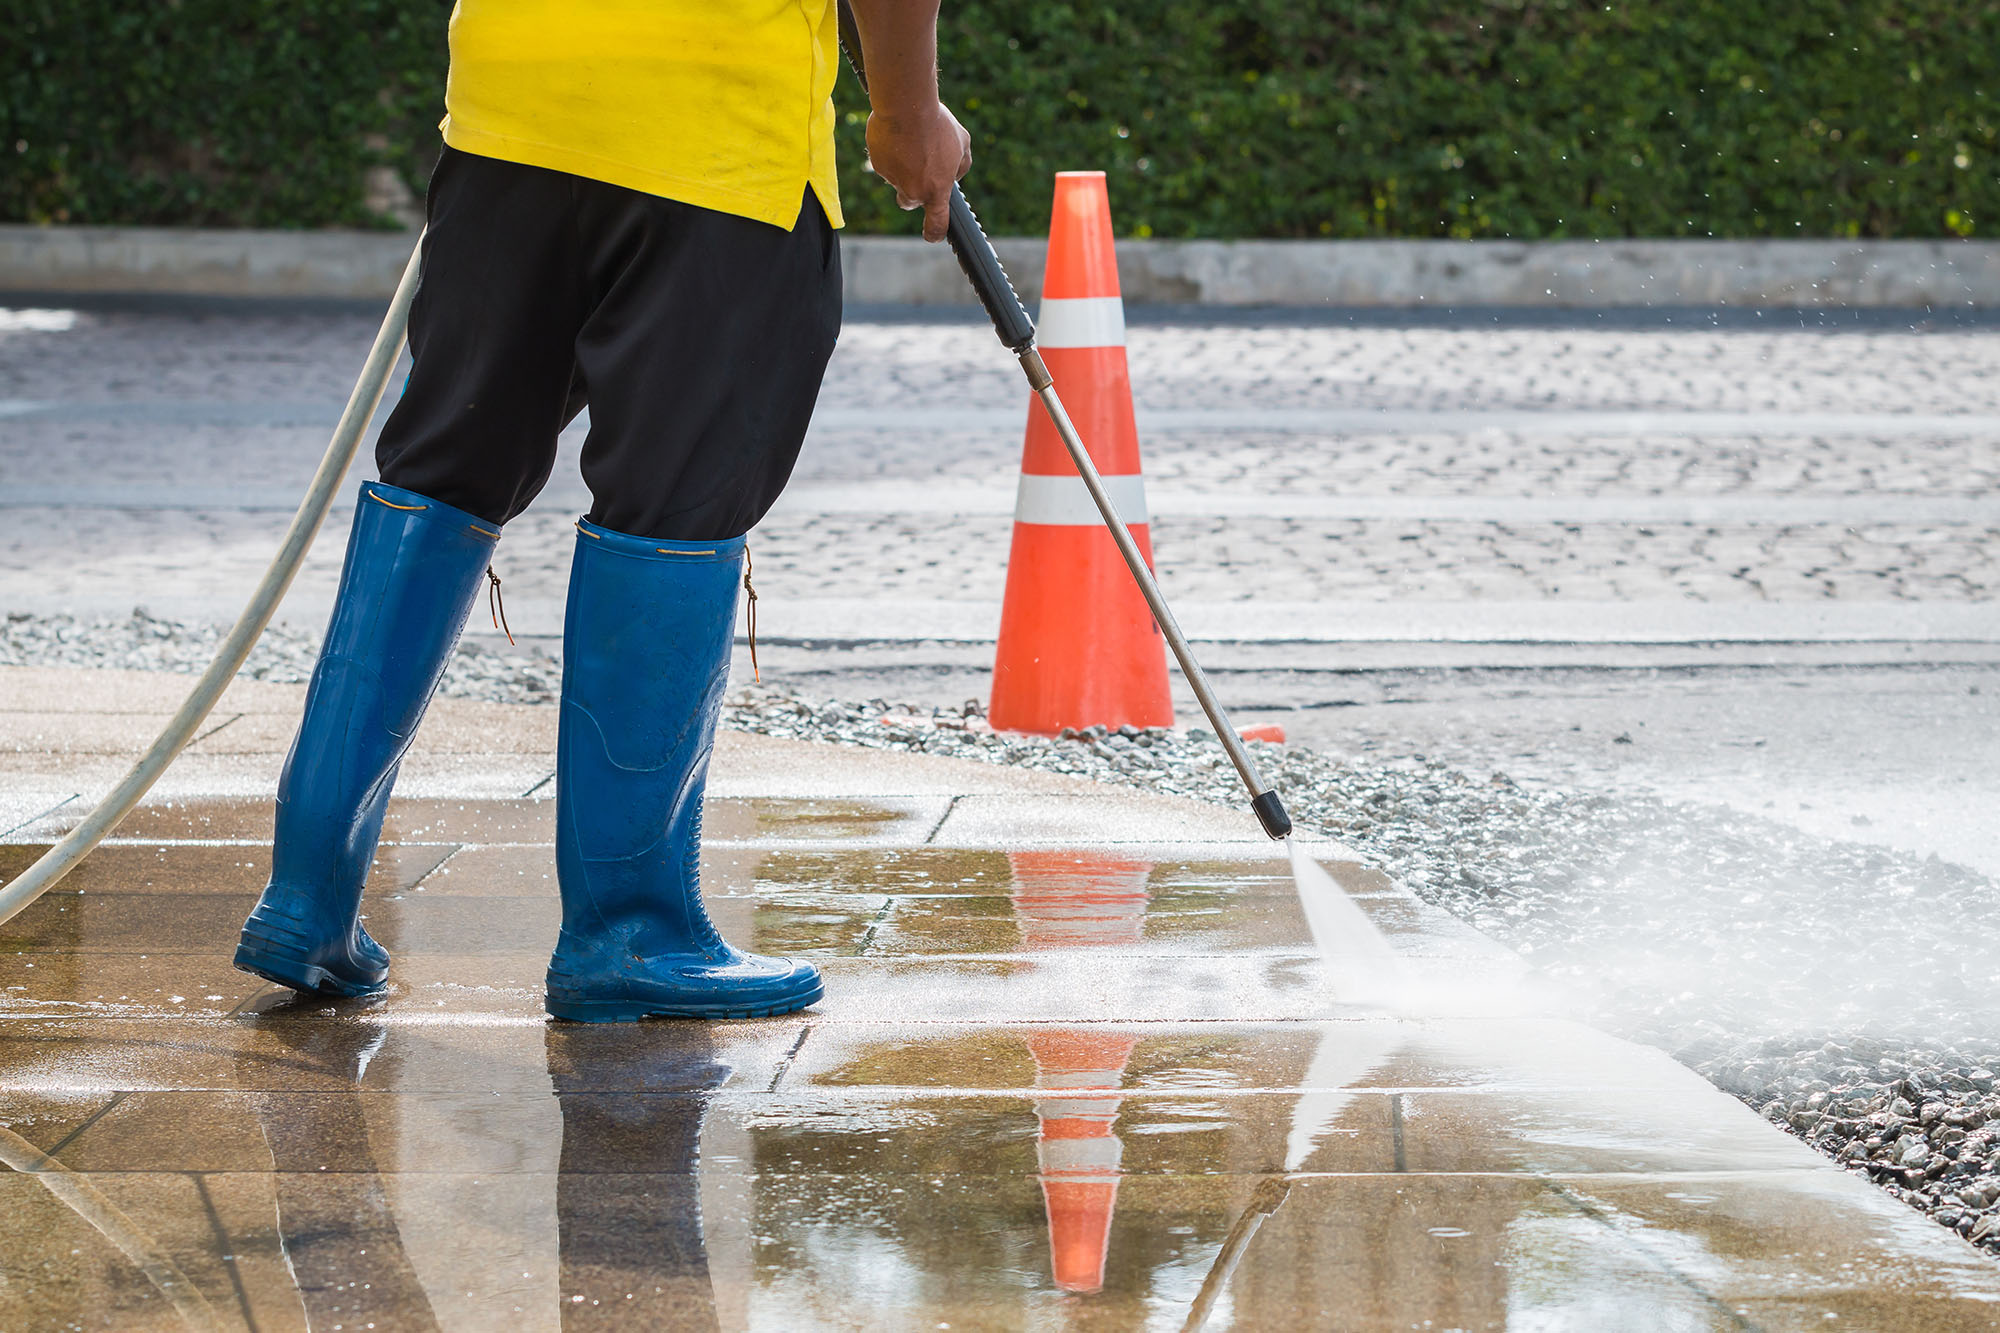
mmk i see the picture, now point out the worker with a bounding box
[233,0,969,1021]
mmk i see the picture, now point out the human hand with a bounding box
[865,101,972,242]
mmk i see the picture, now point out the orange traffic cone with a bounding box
[989,171,1172,735]
[1025,1029,1138,1293]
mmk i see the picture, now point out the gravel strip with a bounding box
[1,610,563,704]
[5,611,1996,1257]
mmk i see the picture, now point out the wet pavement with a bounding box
[6,669,2000,1329]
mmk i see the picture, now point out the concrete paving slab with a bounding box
[0,953,273,1018]
[0,709,186,755]
[744,849,1345,897]
[183,707,558,756]
[3,676,1998,1327]
[0,665,307,715]
[701,795,950,846]
[15,798,944,854]
[0,1088,116,1150]
[706,730,1122,799]
[0,1168,294,1333]
[19,1084,1826,1182]
[1545,1171,2000,1328]
[7,838,1455,989]
[55,794,560,845]
[0,789,75,839]
[0,841,445,896]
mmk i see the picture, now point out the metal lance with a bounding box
[833,0,1293,839]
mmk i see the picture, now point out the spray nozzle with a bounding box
[1252,790,1293,840]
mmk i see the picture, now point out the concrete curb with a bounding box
[0,225,418,301]
[846,235,2000,309]
[3,224,1997,307]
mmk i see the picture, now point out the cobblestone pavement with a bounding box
[2,303,1997,622]
[750,514,2000,605]
[819,319,2000,415]
[10,505,1993,621]
[12,306,1998,412]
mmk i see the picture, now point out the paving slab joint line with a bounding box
[187,713,243,747]
[0,794,77,841]
[765,1023,815,1094]
[222,983,279,1018]
[408,845,466,891]
[921,794,962,844]
[37,1091,128,1162]
[849,898,896,956]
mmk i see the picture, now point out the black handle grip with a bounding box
[946,186,1036,352]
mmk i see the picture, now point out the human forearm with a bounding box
[845,0,941,125]
[843,0,970,241]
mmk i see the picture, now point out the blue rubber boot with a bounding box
[235,482,499,996]
[545,520,824,1022]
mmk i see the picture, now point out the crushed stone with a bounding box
[1,610,562,704]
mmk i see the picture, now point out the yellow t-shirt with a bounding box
[439,0,844,232]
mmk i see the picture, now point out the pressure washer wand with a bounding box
[835,3,1292,840]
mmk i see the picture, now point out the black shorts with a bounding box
[375,145,842,542]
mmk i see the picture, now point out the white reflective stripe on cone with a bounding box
[1035,296,1127,349]
[1013,472,1150,526]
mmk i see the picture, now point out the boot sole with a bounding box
[234,941,387,998]
[545,980,824,1023]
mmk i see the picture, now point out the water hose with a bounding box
[0,238,426,929]
[834,1,1293,839]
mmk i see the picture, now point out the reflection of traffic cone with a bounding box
[1026,1030,1139,1294]
[990,171,1172,735]
[1008,851,1153,951]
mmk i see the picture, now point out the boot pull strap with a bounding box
[486,567,514,645]
[742,546,759,684]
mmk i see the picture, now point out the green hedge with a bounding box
[5,1,1996,238]
[2,0,450,229]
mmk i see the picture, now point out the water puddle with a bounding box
[11,801,2000,1326]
